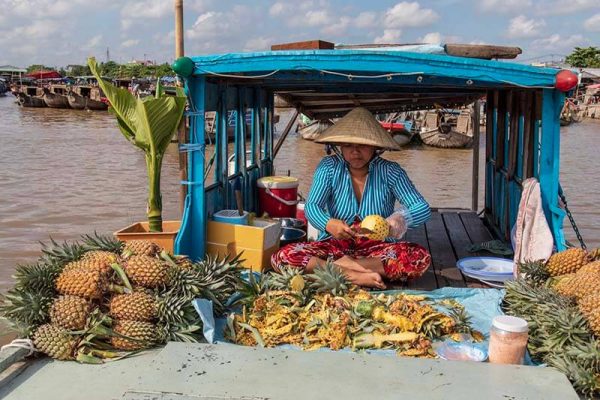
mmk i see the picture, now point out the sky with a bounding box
[0,0,598,68]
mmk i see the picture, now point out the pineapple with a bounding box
[110,291,157,322]
[578,293,600,319]
[267,266,305,291]
[307,263,350,295]
[577,261,600,276]
[360,215,390,241]
[174,255,193,270]
[554,273,578,298]
[55,268,108,300]
[584,308,600,337]
[62,259,113,276]
[111,320,157,350]
[81,250,119,265]
[122,240,161,257]
[124,255,168,288]
[33,324,77,360]
[50,295,93,330]
[546,248,588,277]
[588,248,600,262]
[572,271,600,300]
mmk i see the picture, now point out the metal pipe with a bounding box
[273,109,299,159]
[471,100,480,212]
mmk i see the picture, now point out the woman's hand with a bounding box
[326,219,356,240]
[386,212,408,239]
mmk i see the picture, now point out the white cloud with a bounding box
[584,13,600,32]
[84,35,103,48]
[384,2,439,28]
[479,0,531,14]
[355,12,377,28]
[419,32,442,44]
[321,16,351,36]
[186,11,225,40]
[305,10,332,26]
[374,29,402,44]
[417,32,462,44]
[531,34,587,51]
[121,0,171,19]
[122,39,140,48]
[269,2,286,16]
[507,15,546,38]
[121,19,133,30]
[539,0,599,15]
[244,37,271,51]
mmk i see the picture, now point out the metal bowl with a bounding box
[274,217,306,230]
[280,227,306,246]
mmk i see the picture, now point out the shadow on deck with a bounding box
[404,209,508,291]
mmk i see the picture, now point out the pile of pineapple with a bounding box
[505,247,600,397]
[0,233,242,363]
[229,264,482,357]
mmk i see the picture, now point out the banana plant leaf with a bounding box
[88,57,187,232]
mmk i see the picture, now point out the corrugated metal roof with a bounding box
[0,65,27,73]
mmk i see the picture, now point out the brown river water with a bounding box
[1,95,599,296]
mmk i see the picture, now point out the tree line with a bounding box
[25,61,175,78]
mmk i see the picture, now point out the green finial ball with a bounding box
[172,57,195,78]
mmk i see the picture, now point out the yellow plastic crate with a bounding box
[206,218,281,272]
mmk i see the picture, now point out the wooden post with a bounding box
[273,109,299,159]
[471,100,480,212]
[175,0,187,214]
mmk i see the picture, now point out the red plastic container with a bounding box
[257,176,299,218]
[296,201,307,225]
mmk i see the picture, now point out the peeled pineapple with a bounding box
[545,248,589,277]
[360,215,390,241]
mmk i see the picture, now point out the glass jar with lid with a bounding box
[488,315,529,364]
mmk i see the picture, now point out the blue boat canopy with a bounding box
[174,48,575,261]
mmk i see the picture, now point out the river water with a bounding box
[1,95,599,293]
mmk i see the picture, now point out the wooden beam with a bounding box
[444,44,522,60]
[273,109,299,159]
[271,40,335,51]
[472,100,480,212]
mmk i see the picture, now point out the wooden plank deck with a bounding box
[404,209,509,291]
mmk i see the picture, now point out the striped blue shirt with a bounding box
[305,155,431,240]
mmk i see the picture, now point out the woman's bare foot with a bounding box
[335,255,370,272]
[342,269,386,289]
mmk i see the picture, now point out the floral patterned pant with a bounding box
[271,238,431,282]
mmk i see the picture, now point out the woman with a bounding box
[272,107,431,288]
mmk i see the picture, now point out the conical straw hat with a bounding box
[315,107,401,150]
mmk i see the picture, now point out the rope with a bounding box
[1,338,36,356]
[559,186,586,250]
[199,70,280,79]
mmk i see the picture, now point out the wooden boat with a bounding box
[419,111,472,148]
[299,119,333,140]
[15,92,46,107]
[67,89,109,110]
[380,120,415,146]
[42,88,70,108]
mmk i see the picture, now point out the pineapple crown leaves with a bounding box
[233,271,269,308]
[12,262,61,293]
[306,262,350,296]
[39,237,86,265]
[0,289,54,336]
[517,259,550,284]
[81,232,124,253]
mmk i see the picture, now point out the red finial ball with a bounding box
[555,70,578,92]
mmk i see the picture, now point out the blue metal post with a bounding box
[175,76,206,260]
[539,89,566,250]
[220,88,229,209]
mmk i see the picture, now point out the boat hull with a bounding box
[16,93,46,108]
[419,128,473,148]
[43,92,70,108]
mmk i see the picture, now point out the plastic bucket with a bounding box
[257,176,299,218]
[213,209,249,225]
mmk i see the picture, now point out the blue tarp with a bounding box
[194,287,506,359]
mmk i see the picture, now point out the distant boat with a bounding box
[380,120,415,146]
[42,88,70,108]
[0,80,7,96]
[418,111,472,148]
[67,90,108,111]
[299,119,333,140]
[15,92,46,108]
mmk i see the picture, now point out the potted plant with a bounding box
[88,57,187,251]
